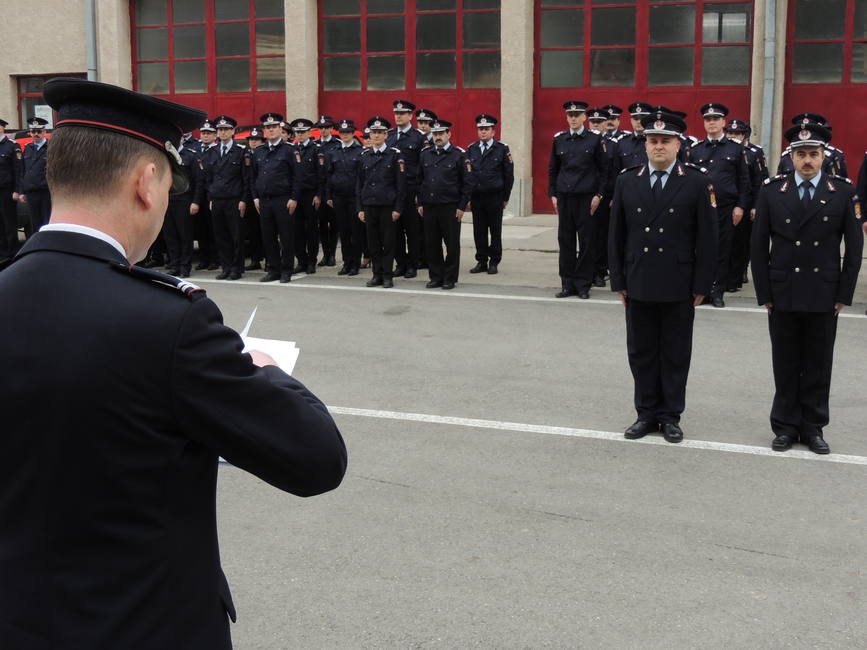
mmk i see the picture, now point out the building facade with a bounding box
[0,0,864,215]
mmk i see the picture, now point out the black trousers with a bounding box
[768,310,838,439]
[318,201,338,259]
[195,202,216,265]
[26,189,51,236]
[334,194,364,270]
[293,190,319,267]
[471,191,504,264]
[556,192,596,292]
[163,200,194,272]
[259,195,294,273]
[713,204,735,297]
[211,198,243,274]
[395,189,421,271]
[364,205,396,279]
[593,198,612,279]
[728,216,752,289]
[424,203,462,284]
[244,203,264,264]
[0,187,18,258]
[625,298,695,424]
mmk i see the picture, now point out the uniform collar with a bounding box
[39,223,128,260]
[374,143,387,153]
[647,160,677,177]
[399,124,412,134]
[570,127,585,137]
[793,170,822,189]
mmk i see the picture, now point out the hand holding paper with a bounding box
[239,307,300,375]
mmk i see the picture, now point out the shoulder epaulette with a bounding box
[619,164,642,175]
[684,162,709,174]
[554,131,565,138]
[415,128,424,135]
[611,133,627,142]
[360,148,372,154]
[111,263,207,300]
[690,140,702,148]
[826,145,841,153]
[455,146,466,153]
[781,147,792,156]
[829,174,852,184]
[499,141,509,147]
[763,174,787,185]
[389,147,401,153]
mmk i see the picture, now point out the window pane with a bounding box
[852,43,867,82]
[368,0,404,13]
[216,22,250,56]
[465,0,500,8]
[174,60,207,93]
[540,50,583,87]
[541,0,573,5]
[216,58,251,91]
[215,0,248,21]
[590,48,634,86]
[417,13,456,49]
[172,0,204,23]
[791,42,843,83]
[464,11,500,49]
[591,8,635,46]
[173,25,206,58]
[703,3,751,43]
[701,45,750,84]
[368,16,405,51]
[650,5,694,44]
[540,9,583,48]
[324,18,361,53]
[137,27,168,60]
[418,0,455,9]
[255,0,283,19]
[857,0,867,39]
[794,0,845,39]
[322,0,360,15]
[417,52,456,88]
[136,0,167,25]
[648,47,693,85]
[257,56,286,90]
[138,62,169,94]
[324,56,361,90]
[256,20,284,55]
[368,55,405,90]
[463,51,500,88]
[20,77,44,93]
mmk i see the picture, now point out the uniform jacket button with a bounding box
[658,247,663,252]
[795,241,800,246]
[814,267,819,272]
[823,216,829,221]
[637,207,642,212]
[643,247,649,252]
[644,227,650,232]
[669,208,674,213]
[659,227,664,233]
[813,241,819,246]
[795,267,800,272]
[785,218,791,223]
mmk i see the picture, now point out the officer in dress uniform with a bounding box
[777,113,848,179]
[290,118,323,274]
[198,115,250,280]
[356,116,406,288]
[601,104,629,140]
[17,116,51,236]
[611,102,652,175]
[587,107,618,286]
[416,108,437,150]
[751,121,862,455]
[0,76,346,650]
[387,99,426,278]
[162,132,203,277]
[325,119,365,276]
[466,113,513,275]
[686,103,750,308]
[251,112,298,283]
[181,130,201,152]
[242,127,265,272]
[316,115,340,267]
[0,118,22,260]
[194,120,219,270]
[608,111,718,444]
[418,119,473,290]
[548,100,610,298]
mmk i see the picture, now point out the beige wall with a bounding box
[96,0,133,89]
[284,0,318,120]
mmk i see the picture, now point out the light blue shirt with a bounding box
[373,144,387,153]
[648,161,678,190]
[794,170,822,200]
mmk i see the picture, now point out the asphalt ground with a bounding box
[196,215,867,649]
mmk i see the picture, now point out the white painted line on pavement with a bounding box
[327,406,867,467]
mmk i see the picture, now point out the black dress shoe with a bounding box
[442,282,455,290]
[661,422,684,443]
[294,263,306,273]
[347,267,359,276]
[624,420,658,439]
[771,434,794,452]
[366,277,383,287]
[306,264,316,274]
[228,271,242,281]
[337,265,349,275]
[215,271,230,280]
[259,272,280,282]
[712,295,725,308]
[393,266,406,277]
[418,261,428,269]
[555,288,576,298]
[326,255,337,266]
[245,262,262,271]
[487,262,498,274]
[592,275,605,287]
[195,262,209,270]
[426,280,443,288]
[280,272,291,283]
[207,263,220,271]
[404,268,417,278]
[577,291,590,299]
[805,435,830,455]
[469,262,488,274]
[317,257,328,267]
[382,278,394,288]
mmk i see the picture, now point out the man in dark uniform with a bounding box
[610,102,652,179]
[416,107,437,149]
[609,111,718,443]
[777,113,848,178]
[162,132,203,277]
[466,113,513,275]
[194,120,219,270]
[251,113,297,283]
[548,100,609,299]
[601,104,629,139]
[325,119,365,276]
[181,130,201,152]
[418,119,473,290]
[686,103,750,307]
[387,99,425,278]
[290,118,323,274]
[17,116,51,237]
[242,127,265,271]
[357,116,406,288]
[199,115,250,281]
[315,115,340,267]
[587,107,618,286]
[0,118,22,260]
[751,121,862,455]
[0,77,346,650]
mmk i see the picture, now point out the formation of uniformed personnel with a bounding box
[242,127,265,272]
[17,116,51,236]
[0,76,346,650]
[356,116,406,288]
[194,120,219,270]
[466,113,513,275]
[325,119,365,276]
[316,115,340,267]
[587,106,617,286]
[686,103,750,307]
[290,118,324,274]
[608,110,718,443]
[751,121,862,455]
[0,117,22,261]
[548,100,609,298]
[418,119,473,290]
[776,113,848,179]
[162,131,203,277]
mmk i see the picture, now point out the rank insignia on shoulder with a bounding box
[111,263,207,300]
[708,184,717,208]
[764,174,784,185]
[295,151,302,163]
[830,174,852,184]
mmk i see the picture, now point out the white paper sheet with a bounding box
[238,307,300,375]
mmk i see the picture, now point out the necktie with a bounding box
[269,145,274,152]
[437,147,443,155]
[801,181,813,211]
[652,170,666,200]
[221,144,227,157]
[482,142,489,156]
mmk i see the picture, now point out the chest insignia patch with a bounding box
[708,184,717,208]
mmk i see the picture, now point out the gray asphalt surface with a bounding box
[201,224,866,649]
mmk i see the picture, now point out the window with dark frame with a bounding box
[791,0,867,84]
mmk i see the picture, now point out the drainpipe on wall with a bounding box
[86,0,98,81]
[759,0,777,156]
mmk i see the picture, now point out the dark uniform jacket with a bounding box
[0,136,22,189]
[686,137,751,210]
[0,231,347,650]
[181,135,202,153]
[751,173,863,311]
[293,139,324,196]
[609,163,718,302]
[18,140,49,194]
[418,144,474,210]
[386,126,426,189]
[857,152,867,204]
[777,145,848,179]
[169,144,203,206]
[199,141,251,202]
[548,128,609,197]
[466,139,514,201]
[356,146,406,211]
[251,140,298,201]
[324,141,364,200]
[611,132,647,177]
[743,143,769,209]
